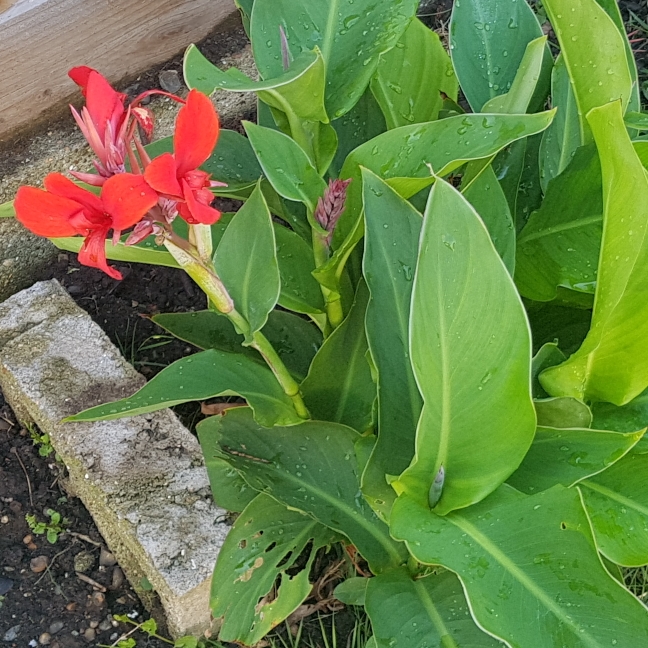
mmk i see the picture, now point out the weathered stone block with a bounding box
[0,280,230,638]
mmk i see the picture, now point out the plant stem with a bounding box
[312,229,345,331]
[250,331,310,419]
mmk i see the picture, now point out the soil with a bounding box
[1,1,648,646]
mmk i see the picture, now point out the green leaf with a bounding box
[539,55,581,192]
[153,309,321,383]
[393,179,535,515]
[139,619,157,635]
[531,343,567,398]
[512,133,544,232]
[625,112,648,131]
[184,46,327,124]
[449,0,550,112]
[391,485,648,647]
[174,637,198,648]
[249,0,418,119]
[209,407,407,573]
[197,415,255,512]
[66,349,302,427]
[481,36,550,114]
[366,569,503,648]
[274,224,325,315]
[463,165,515,273]
[214,184,280,337]
[243,121,327,212]
[301,282,376,432]
[201,129,263,192]
[507,426,642,493]
[360,170,422,517]
[329,88,387,179]
[579,450,648,566]
[337,110,556,247]
[210,493,339,645]
[515,144,603,301]
[591,387,648,433]
[333,577,369,606]
[0,201,14,218]
[534,397,592,429]
[541,101,648,405]
[543,0,633,142]
[370,18,458,129]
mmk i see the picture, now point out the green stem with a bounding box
[312,229,344,331]
[250,331,310,419]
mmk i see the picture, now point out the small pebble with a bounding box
[158,69,182,94]
[49,620,64,635]
[83,628,96,642]
[0,515,9,524]
[99,547,116,567]
[89,621,99,629]
[2,625,20,641]
[111,566,124,589]
[98,620,112,632]
[28,542,37,550]
[90,591,105,607]
[0,577,13,595]
[23,534,33,544]
[65,602,77,611]
[73,550,94,574]
[9,501,21,513]
[39,632,52,645]
[109,633,118,641]
[30,555,49,573]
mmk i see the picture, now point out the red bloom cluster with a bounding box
[15,68,222,279]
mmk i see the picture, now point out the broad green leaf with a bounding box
[0,201,14,217]
[531,343,567,398]
[541,101,648,405]
[66,349,302,427]
[626,112,648,131]
[249,0,418,119]
[481,36,549,114]
[244,121,327,212]
[274,224,325,315]
[449,0,550,112]
[301,282,375,432]
[329,88,387,179]
[512,133,544,231]
[592,387,648,433]
[333,577,369,606]
[214,184,280,337]
[338,110,556,246]
[579,450,648,566]
[184,46,327,124]
[197,419,256,512]
[361,170,422,518]
[516,144,603,301]
[366,569,502,648]
[208,407,407,573]
[463,165,515,273]
[210,494,339,644]
[539,55,581,191]
[393,179,535,515]
[543,0,633,142]
[153,309,321,382]
[508,426,642,493]
[534,397,592,429]
[370,18,458,129]
[391,485,648,647]
[52,236,179,268]
[235,0,254,34]
[201,130,263,193]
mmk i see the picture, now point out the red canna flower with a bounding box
[144,89,222,225]
[67,66,159,185]
[15,173,158,280]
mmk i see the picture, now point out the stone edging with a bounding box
[0,280,230,638]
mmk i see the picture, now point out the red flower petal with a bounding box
[180,179,221,225]
[85,71,126,141]
[78,228,122,280]
[174,90,220,177]
[144,153,182,198]
[68,66,95,94]
[101,173,159,231]
[14,186,82,237]
[44,173,104,219]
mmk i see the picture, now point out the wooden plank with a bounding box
[0,0,238,140]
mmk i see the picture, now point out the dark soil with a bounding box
[1,1,648,646]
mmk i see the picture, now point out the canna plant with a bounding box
[7,0,648,645]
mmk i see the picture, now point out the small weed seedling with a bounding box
[25,508,69,544]
[26,422,55,458]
